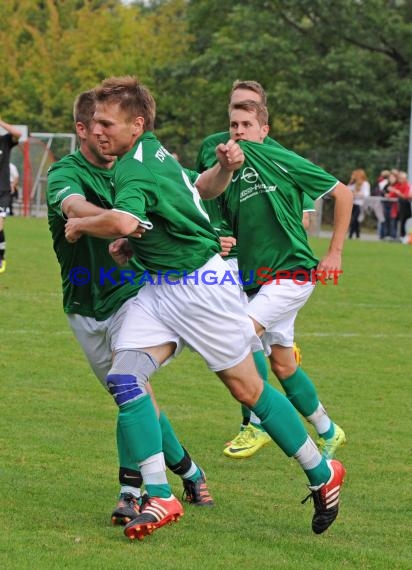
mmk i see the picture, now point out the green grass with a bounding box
[1,217,411,569]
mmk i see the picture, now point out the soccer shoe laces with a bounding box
[230,425,258,446]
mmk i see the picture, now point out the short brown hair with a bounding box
[230,100,269,126]
[95,76,156,131]
[73,89,96,128]
[230,80,267,105]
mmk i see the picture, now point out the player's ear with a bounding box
[132,116,145,135]
[75,122,87,139]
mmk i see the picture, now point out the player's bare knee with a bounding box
[270,360,296,380]
[106,349,159,406]
[229,377,263,407]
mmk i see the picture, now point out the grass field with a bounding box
[1,217,411,569]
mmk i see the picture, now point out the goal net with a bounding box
[9,130,76,217]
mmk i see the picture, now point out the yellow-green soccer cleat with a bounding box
[223,424,272,459]
[317,424,347,460]
[0,259,6,274]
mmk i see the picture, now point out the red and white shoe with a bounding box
[302,459,346,534]
[124,495,183,541]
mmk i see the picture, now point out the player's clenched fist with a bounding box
[215,139,244,172]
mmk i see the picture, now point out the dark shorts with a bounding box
[0,191,11,211]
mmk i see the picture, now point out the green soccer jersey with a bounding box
[302,193,316,212]
[47,150,144,320]
[221,140,339,291]
[112,132,220,275]
[196,131,285,259]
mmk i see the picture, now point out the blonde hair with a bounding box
[95,76,156,130]
[349,169,368,192]
[230,80,267,105]
[229,100,269,126]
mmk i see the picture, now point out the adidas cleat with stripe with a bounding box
[123,495,183,541]
[302,459,346,534]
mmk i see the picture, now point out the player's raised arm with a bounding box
[0,118,22,143]
[196,139,244,199]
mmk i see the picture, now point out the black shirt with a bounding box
[0,134,18,195]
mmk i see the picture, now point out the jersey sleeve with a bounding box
[46,165,86,218]
[183,167,201,186]
[112,159,155,229]
[264,144,339,201]
[302,193,316,212]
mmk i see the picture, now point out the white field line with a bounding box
[1,291,61,297]
[4,329,71,335]
[299,332,409,338]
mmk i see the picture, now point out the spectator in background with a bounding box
[381,170,399,239]
[373,169,389,238]
[348,169,370,239]
[372,170,390,197]
[9,162,19,216]
[390,171,411,238]
[0,118,22,273]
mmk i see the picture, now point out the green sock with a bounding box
[305,459,331,487]
[159,411,185,465]
[279,367,319,417]
[119,395,171,498]
[159,412,201,481]
[320,423,335,439]
[241,404,251,423]
[253,350,269,382]
[116,419,136,471]
[119,395,162,461]
[241,351,269,423]
[250,383,307,456]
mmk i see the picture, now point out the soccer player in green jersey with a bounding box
[65,76,346,541]
[221,99,352,458]
[196,80,314,459]
[47,90,214,526]
[196,81,276,458]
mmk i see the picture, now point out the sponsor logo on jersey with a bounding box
[241,167,259,184]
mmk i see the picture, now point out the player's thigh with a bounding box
[67,314,112,386]
[158,254,262,371]
[115,286,183,359]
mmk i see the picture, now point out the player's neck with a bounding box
[80,146,114,169]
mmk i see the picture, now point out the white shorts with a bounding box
[116,254,262,372]
[247,279,315,349]
[224,256,248,307]
[67,297,134,385]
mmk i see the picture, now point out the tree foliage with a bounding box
[0,0,411,179]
